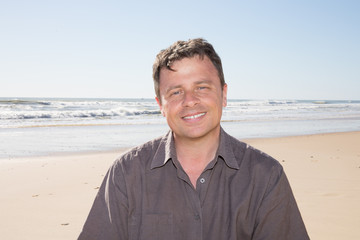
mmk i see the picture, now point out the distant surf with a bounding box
[1,98,360,128]
[1,98,359,159]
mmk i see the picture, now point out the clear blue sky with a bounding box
[1,0,359,100]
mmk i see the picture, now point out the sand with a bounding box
[0,131,359,239]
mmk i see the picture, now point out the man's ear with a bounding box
[155,97,165,117]
[222,84,228,107]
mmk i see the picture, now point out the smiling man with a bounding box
[79,38,309,240]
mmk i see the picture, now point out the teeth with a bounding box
[183,113,205,120]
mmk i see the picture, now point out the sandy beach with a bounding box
[0,131,359,239]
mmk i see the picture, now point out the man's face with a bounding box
[156,55,227,142]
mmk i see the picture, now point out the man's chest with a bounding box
[126,163,260,240]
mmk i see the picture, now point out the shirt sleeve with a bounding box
[78,161,129,240]
[252,164,310,240]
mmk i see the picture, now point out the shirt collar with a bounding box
[150,127,240,170]
[217,127,240,170]
[151,130,174,169]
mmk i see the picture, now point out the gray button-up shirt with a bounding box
[79,128,309,240]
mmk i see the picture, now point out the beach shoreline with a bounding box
[2,97,360,159]
[0,131,359,239]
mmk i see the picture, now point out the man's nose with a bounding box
[182,91,200,107]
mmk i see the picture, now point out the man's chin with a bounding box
[173,126,220,141]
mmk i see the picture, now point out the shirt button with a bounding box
[199,178,205,184]
[194,214,200,220]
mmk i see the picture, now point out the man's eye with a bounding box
[172,90,181,95]
[198,86,208,90]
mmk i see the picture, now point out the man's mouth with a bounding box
[182,112,206,120]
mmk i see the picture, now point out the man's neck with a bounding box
[174,127,221,187]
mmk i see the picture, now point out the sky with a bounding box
[0,0,359,100]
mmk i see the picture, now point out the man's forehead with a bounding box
[160,55,215,76]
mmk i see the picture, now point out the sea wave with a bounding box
[0,99,51,106]
[1,98,359,129]
[0,109,161,120]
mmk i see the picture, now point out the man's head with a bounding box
[153,38,227,142]
[153,38,225,102]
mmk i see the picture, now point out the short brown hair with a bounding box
[152,38,225,100]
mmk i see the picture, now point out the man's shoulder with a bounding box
[244,143,282,170]
[111,133,168,169]
[223,131,282,172]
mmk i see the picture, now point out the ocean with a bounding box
[1,97,360,159]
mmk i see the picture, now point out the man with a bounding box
[79,38,309,239]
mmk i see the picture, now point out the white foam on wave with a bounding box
[1,98,360,129]
[1,98,360,158]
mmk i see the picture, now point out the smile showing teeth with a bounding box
[183,113,205,120]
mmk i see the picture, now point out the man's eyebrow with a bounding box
[165,80,213,93]
[165,85,182,93]
[195,80,213,85]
